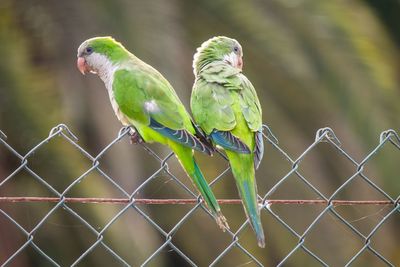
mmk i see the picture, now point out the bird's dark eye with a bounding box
[85,47,93,54]
[233,46,239,53]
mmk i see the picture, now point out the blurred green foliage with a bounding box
[0,0,399,266]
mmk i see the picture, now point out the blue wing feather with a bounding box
[149,118,212,155]
[210,130,251,154]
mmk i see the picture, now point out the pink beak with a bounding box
[237,57,243,70]
[77,57,90,75]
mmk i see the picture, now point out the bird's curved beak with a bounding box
[77,57,90,75]
[237,56,243,70]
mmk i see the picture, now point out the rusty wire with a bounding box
[0,197,396,206]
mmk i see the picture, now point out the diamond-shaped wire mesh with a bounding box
[0,124,399,266]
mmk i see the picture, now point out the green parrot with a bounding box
[190,36,265,247]
[76,36,228,230]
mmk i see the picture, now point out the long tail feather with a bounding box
[191,161,229,230]
[227,151,265,247]
[171,143,229,230]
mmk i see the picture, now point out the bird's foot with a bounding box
[129,129,145,144]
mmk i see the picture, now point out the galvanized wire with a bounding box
[0,124,399,267]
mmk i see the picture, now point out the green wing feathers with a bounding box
[191,79,236,134]
[191,67,262,135]
[238,74,262,131]
[113,68,192,131]
[113,69,150,125]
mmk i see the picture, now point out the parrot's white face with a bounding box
[77,42,115,76]
[78,52,112,75]
[77,42,119,90]
[88,53,115,75]
[78,52,118,92]
[223,51,243,70]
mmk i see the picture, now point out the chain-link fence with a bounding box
[0,124,399,266]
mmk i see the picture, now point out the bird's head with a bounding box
[193,36,243,75]
[77,36,127,75]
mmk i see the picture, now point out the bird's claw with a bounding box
[129,130,145,144]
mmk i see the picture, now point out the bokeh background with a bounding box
[0,0,399,266]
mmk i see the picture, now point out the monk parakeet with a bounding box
[76,36,228,230]
[190,36,265,247]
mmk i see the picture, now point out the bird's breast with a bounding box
[103,68,131,126]
[108,90,131,126]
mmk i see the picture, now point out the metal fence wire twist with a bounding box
[0,124,399,266]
